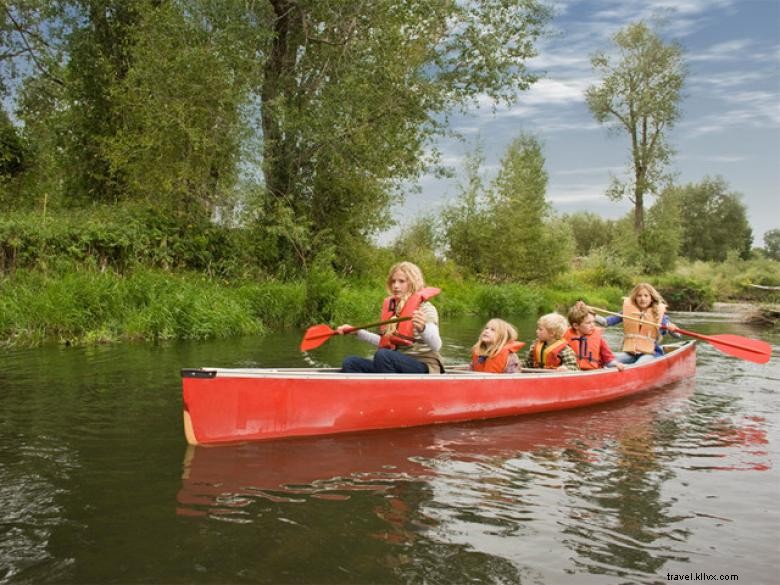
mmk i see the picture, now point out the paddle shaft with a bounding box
[305,316,412,341]
[587,305,767,356]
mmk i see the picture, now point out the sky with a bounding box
[384,0,780,246]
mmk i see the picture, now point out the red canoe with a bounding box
[181,341,696,446]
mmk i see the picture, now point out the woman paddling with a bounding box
[337,261,444,374]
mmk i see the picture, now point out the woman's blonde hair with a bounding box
[384,261,426,335]
[472,318,518,358]
[386,261,425,297]
[537,313,568,340]
[629,282,667,322]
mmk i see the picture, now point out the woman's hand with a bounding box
[336,324,353,335]
[666,322,679,333]
[412,309,427,333]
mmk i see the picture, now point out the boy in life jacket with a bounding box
[470,318,525,373]
[522,313,579,371]
[596,282,681,365]
[565,302,625,372]
[337,261,444,374]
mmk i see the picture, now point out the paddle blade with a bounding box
[300,324,337,352]
[705,333,772,364]
[675,327,772,364]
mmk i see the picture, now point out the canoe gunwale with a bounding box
[181,341,695,381]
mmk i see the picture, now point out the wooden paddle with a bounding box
[587,305,772,364]
[300,316,411,352]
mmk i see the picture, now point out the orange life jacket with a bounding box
[471,341,526,373]
[531,339,569,369]
[378,287,440,349]
[564,327,606,370]
[621,297,665,354]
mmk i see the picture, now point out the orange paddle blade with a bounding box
[676,328,772,364]
[300,324,338,351]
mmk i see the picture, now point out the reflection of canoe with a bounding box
[180,341,696,445]
[177,377,696,514]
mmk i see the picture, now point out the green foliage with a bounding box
[653,274,715,311]
[0,268,267,347]
[586,21,686,232]
[563,211,618,256]
[637,188,683,273]
[577,248,636,288]
[0,206,265,279]
[674,256,780,301]
[473,284,543,317]
[665,177,753,262]
[442,133,574,282]
[763,229,780,261]
[0,109,26,180]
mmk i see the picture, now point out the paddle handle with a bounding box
[341,316,412,336]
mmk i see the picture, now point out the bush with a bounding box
[654,275,715,311]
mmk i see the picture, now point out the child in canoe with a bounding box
[523,313,579,371]
[337,261,444,374]
[565,302,625,371]
[596,282,680,365]
[470,318,525,373]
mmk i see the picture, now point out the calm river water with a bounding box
[1,313,778,584]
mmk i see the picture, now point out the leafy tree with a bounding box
[562,211,618,256]
[0,108,25,179]
[441,146,491,275]
[586,21,686,234]
[667,176,752,261]
[443,133,573,282]
[763,229,780,261]
[251,0,552,266]
[103,1,262,214]
[638,187,682,273]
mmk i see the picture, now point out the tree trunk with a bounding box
[261,0,298,201]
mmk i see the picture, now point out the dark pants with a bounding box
[341,348,429,374]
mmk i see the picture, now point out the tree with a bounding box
[764,229,780,261]
[638,187,682,272]
[668,176,752,261]
[586,21,686,234]
[441,145,491,275]
[252,0,552,266]
[562,211,617,256]
[0,108,25,179]
[443,133,573,282]
[487,133,552,279]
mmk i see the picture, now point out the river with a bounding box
[1,313,778,584]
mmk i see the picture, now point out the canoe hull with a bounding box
[181,342,696,445]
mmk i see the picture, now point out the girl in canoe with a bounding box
[565,302,625,371]
[470,318,525,373]
[337,261,444,374]
[596,282,680,365]
[523,313,579,371]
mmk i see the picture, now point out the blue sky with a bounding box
[388,0,780,246]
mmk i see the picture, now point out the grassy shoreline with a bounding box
[2,260,776,348]
[0,268,626,348]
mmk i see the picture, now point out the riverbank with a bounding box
[1,263,776,348]
[0,267,627,348]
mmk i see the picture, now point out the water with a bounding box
[1,314,778,584]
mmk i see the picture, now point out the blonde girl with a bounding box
[470,318,524,373]
[598,283,680,365]
[337,261,443,374]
